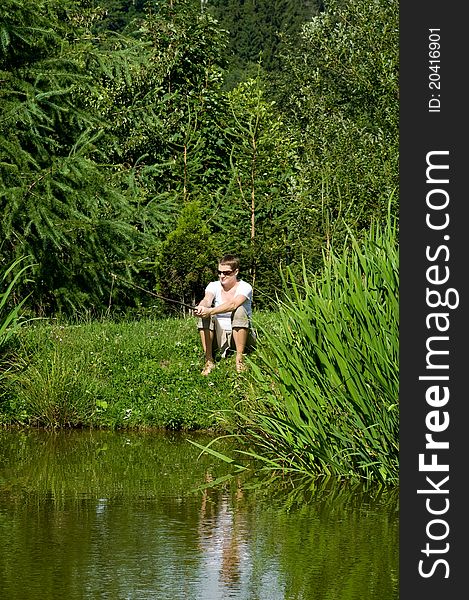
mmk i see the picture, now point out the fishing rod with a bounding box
[110,273,197,310]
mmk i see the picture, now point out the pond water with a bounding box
[0,429,398,600]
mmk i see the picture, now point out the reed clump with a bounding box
[222,213,399,484]
[8,344,99,428]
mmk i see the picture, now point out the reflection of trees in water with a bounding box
[1,431,399,599]
[198,473,249,590]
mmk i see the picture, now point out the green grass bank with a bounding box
[0,313,274,430]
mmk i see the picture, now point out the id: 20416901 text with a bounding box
[428,29,441,113]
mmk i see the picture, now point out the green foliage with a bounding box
[89,0,150,33]
[0,257,35,402]
[0,0,233,316]
[109,0,231,201]
[0,0,153,314]
[155,201,220,308]
[212,76,300,299]
[0,0,399,324]
[0,257,34,350]
[268,0,399,233]
[0,0,69,68]
[207,0,321,83]
[8,345,99,428]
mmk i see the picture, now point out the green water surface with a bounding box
[0,429,398,600]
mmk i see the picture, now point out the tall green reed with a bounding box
[1,256,36,400]
[198,209,399,484]
[0,257,34,349]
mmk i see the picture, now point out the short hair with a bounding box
[219,255,240,271]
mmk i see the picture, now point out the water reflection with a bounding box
[198,477,250,596]
[0,429,398,599]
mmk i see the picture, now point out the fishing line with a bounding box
[110,273,197,310]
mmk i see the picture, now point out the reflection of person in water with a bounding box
[220,482,244,585]
[198,474,249,591]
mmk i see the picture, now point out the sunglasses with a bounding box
[217,269,234,276]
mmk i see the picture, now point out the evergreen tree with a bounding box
[155,201,220,309]
[207,0,321,84]
[0,0,231,315]
[0,0,154,314]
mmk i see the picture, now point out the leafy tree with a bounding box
[0,0,230,316]
[0,0,399,320]
[155,201,220,310]
[132,0,231,199]
[90,0,234,306]
[268,0,399,239]
[88,0,232,224]
[211,76,300,302]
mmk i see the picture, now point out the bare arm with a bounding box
[195,291,215,313]
[194,295,247,318]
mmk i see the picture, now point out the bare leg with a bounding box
[199,328,214,361]
[232,327,248,372]
[199,329,215,375]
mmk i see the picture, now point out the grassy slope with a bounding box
[0,313,273,430]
